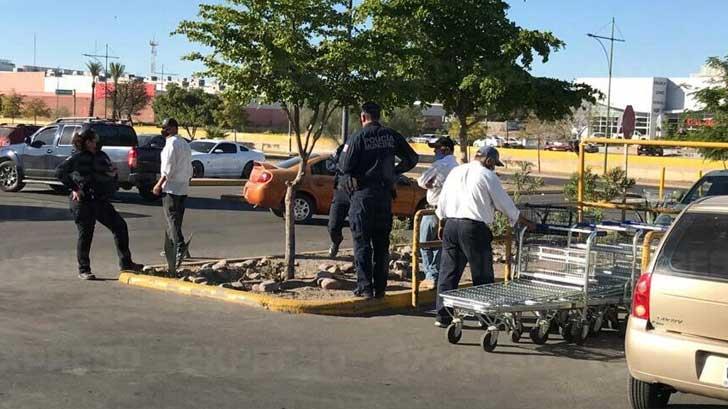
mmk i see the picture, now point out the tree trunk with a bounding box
[457,114,469,163]
[284,164,305,279]
[88,82,96,117]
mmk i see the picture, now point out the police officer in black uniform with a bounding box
[56,128,144,280]
[326,144,350,258]
[338,102,419,299]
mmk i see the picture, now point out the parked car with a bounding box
[654,170,728,225]
[637,143,664,156]
[584,143,600,153]
[544,141,571,151]
[472,136,502,148]
[0,124,41,147]
[626,195,728,408]
[243,154,427,223]
[189,139,265,179]
[0,117,162,199]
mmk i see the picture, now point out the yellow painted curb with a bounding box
[118,272,435,316]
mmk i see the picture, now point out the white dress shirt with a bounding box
[417,154,458,206]
[436,161,520,226]
[160,135,193,196]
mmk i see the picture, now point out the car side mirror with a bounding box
[213,148,224,154]
[24,136,32,145]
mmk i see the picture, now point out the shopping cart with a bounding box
[439,221,666,352]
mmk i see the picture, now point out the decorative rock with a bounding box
[219,283,234,289]
[212,260,228,271]
[319,278,345,290]
[258,257,271,267]
[315,270,335,280]
[400,246,412,254]
[143,265,156,273]
[241,259,257,268]
[325,265,341,275]
[230,281,246,290]
[389,252,401,261]
[247,271,262,280]
[341,263,355,274]
[192,277,208,285]
[256,280,280,293]
[199,263,213,271]
[318,263,336,272]
[279,279,313,291]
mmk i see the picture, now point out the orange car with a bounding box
[244,154,427,223]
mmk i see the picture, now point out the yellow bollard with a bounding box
[658,167,666,200]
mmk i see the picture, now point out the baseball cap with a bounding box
[161,118,179,128]
[427,136,455,150]
[476,146,504,167]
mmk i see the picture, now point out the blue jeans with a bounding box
[419,214,440,281]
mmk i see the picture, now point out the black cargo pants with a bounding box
[348,187,393,296]
[435,218,494,319]
[71,198,133,274]
[162,193,187,256]
[328,188,350,246]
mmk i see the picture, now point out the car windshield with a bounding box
[682,176,728,204]
[189,142,216,153]
[656,212,728,279]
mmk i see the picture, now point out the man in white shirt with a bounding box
[434,146,535,327]
[417,137,458,286]
[152,118,193,272]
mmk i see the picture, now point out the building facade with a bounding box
[576,65,720,139]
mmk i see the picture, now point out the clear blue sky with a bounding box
[2,0,726,80]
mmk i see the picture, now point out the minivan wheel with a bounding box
[0,161,25,192]
[629,376,671,409]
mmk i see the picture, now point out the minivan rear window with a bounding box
[656,212,728,279]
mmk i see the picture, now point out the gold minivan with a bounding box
[626,195,728,408]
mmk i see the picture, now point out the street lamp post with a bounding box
[588,18,625,174]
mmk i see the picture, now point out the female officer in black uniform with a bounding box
[56,129,143,280]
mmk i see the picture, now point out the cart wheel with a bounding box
[447,323,462,344]
[529,324,549,345]
[560,322,575,343]
[481,330,498,352]
[573,322,590,346]
[510,325,524,343]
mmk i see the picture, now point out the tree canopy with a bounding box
[152,83,221,138]
[362,0,597,159]
[115,79,152,124]
[1,92,24,123]
[670,56,728,161]
[23,98,51,124]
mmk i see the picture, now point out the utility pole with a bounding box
[340,0,354,144]
[83,44,119,118]
[588,18,625,173]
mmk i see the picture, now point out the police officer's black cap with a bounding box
[361,102,381,120]
[161,118,179,128]
[428,137,455,150]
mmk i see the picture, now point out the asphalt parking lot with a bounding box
[0,185,725,409]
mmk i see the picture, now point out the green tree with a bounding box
[152,83,221,139]
[669,56,728,161]
[214,94,248,131]
[115,79,152,124]
[2,92,24,124]
[363,0,596,162]
[86,61,103,117]
[383,105,425,138]
[176,0,409,278]
[23,98,51,124]
[108,62,126,120]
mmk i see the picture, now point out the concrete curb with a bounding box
[118,272,435,316]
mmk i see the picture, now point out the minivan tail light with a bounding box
[631,273,652,320]
[127,147,138,169]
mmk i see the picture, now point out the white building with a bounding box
[576,65,721,139]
